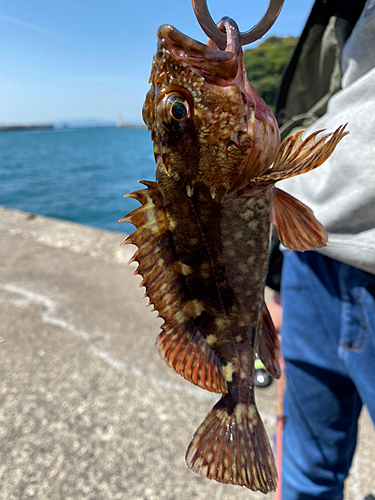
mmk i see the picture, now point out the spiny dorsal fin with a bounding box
[121,181,227,394]
[272,188,328,251]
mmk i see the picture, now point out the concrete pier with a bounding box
[0,206,374,499]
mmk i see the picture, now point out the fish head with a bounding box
[143,18,280,197]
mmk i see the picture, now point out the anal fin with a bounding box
[257,302,281,378]
[185,395,278,493]
[272,188,328,251]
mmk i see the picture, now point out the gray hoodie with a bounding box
[278,0,375,275]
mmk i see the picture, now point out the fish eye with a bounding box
[170,100,187,121]
[157,92,192,132]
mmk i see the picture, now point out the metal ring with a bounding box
[192,0,285,49]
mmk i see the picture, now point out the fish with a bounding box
[120,17,348,493]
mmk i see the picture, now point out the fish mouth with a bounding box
[156,17,241,82]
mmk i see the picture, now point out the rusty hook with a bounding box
[192,0,285,49]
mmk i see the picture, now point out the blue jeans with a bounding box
[280,251,375,500]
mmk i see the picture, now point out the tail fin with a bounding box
[185,395,277,493]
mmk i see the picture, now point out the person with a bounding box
[267,0,375,498]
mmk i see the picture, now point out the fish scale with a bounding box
[122,16,348,494]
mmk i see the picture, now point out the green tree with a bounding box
[243,36,297,111]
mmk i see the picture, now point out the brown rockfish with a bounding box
[121,17,347,493]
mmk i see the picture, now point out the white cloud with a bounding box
[0,13,75,42]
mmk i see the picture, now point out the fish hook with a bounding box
[192,0,285,50]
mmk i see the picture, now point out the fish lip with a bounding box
[157,18,241,81]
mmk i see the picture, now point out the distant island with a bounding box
[0,124,54,132]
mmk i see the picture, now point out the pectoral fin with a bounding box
[121,181,227,394]
[272,188,327,251]
[248,124,349,189]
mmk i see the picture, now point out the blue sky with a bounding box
[0,0,313,126]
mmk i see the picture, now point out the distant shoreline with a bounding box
[0,124,147,132]
[116,124,146,129]
[0,125,54,132]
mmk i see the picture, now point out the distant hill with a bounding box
[243,36,297,111]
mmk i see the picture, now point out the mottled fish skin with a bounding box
[143,21,280,193]
[122,16,348,494]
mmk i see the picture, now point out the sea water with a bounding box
[0,127,155,233]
